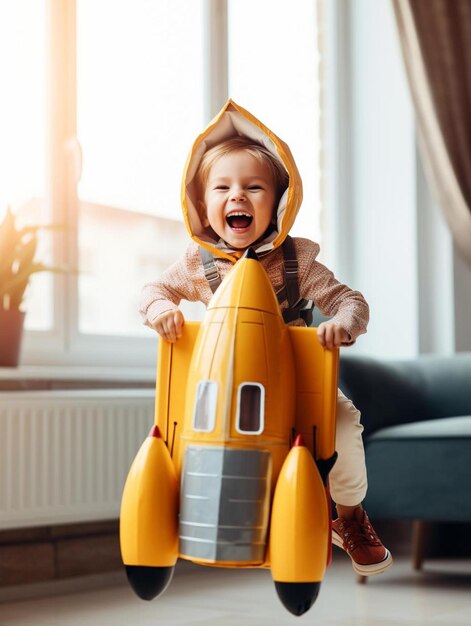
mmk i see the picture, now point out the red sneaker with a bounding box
[332,509,393,576]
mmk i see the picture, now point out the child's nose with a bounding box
[230,189,246,202]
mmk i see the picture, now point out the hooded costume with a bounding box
[140,100,369,346]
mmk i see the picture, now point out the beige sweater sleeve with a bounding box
[139,242,214,327]
[294,238,369,345]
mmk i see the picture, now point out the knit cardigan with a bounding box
[140,237,369,347]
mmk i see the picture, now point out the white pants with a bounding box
[329,389,368,507]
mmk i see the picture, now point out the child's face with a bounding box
[201,150,277,249]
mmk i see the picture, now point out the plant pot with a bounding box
[0,308,26,367]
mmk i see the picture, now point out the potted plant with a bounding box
[0,206,66,367]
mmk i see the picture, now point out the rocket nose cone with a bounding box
[207,248,281,315]
[274,581,321,616]
[125,565,175,601]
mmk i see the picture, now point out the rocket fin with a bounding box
[154,321,200,464]
[288,326,339,461]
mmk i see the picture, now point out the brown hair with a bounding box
[195,136,289,203]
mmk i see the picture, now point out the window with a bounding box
[2,0,323,367]
[193,381,218,432]
[236,383,265,435]
[0,1,52,332]
[228,0,322,243]
[76,0,205,337]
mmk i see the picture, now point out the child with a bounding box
[140,100,392,577]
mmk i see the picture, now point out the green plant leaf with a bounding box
[0,208,23,284]
[19,223,67,237]
[1,207,74,310]
[0,207,17,250]
[1,263,73,310]
[16,233,37,270]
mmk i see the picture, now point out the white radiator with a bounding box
[0,389,154,530]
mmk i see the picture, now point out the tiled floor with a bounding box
[0,553,470,626]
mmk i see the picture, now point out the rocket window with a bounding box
[193,381,218,432]
[236,383,265,435]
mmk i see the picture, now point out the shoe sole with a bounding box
[331,529,393,576]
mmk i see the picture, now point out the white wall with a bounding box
[349,0,418,358]
[453,248,471,352]
[416,148,455,355]
[325,0,469,359]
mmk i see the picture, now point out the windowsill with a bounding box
[0,365,155,383]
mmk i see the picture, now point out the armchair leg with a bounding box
[412,520,429,571]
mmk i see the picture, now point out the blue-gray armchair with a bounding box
[338,352,471,572]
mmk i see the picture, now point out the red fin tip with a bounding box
[149,425,162,438]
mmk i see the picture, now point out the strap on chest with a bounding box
[199,246,223,293]
[199,237,314,325]
[277,236,314,326]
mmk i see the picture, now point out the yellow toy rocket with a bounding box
[120,248,339,616]
[121,100,340,616]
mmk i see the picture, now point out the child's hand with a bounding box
[317,322,350,349]
[151,309,185,343]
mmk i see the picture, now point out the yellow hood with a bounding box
[181,99,303,262]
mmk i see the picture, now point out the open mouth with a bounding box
[226,212,253,230]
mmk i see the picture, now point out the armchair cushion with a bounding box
[366,416,471,521]
[338,353,471,522]
[338,353,471,437]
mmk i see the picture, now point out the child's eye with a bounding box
[248,185,263,190]
[214,185,229,191]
